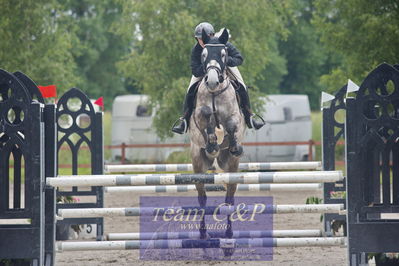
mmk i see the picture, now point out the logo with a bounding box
[140,196,273,261]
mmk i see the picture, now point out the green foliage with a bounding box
[0,0,80,91]
[254,37,287,94]
[165,149,191,164]
[115,0,293,138]
[313,0,399,90]
[278,0,340,109]
[57,0,133,107]
[0,1,134,107]
[1,0,395,138]
[306,196,323,204]
[306,196,323,222]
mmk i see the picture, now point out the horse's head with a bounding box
[201,28,229,92]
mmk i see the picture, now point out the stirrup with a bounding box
[171,117,188,134]
[250,113,265,130]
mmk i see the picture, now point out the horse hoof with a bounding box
[230,145,243,157]
[206,143,219,154]
[200,230,210,240]
[223,248,235,257]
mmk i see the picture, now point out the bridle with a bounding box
[206,65,225,85]
[204,51,231,130]
[203,43,227,88]
[194,43,232,137]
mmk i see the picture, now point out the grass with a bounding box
[311,111,322,161]
[312,110,346,170]
[103,111,112,159]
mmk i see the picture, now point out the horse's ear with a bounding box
[218,28,229,44]
[201,29,210,44]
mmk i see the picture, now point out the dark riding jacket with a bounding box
[191,42,244,77]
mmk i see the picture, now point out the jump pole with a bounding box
[106,229,323,240]
[57,204,345,218]
[56,237,346,251]
[47,171,343,187]
[104,183,322,193]
[104,161,323,173]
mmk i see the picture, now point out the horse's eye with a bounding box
[201,48,208,62]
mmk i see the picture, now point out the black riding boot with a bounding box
[172,82,199,134]
[236,84,265,130]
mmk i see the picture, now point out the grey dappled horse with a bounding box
[189,29,246,247]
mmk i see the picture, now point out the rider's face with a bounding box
[197,38,205,48]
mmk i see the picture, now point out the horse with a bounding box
[189,28,246,246]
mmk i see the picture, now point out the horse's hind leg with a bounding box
[191,146,213,239]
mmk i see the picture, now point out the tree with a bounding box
[57,0,134,107]
[313,0,399,91]
[278,0,340,109]
[0,0,79,91]
[115,0,292,138]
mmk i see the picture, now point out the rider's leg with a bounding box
[227,67,265,130]
[172,76,201,134]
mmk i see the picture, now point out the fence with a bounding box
[55,140,346,168]
[11,139,348,169]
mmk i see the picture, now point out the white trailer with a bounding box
[243,95,312,162]
[111,94,312,163]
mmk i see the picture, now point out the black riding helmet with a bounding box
[194,22,215,39]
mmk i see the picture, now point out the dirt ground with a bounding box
[55,188,348,266]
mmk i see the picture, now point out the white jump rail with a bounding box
[104,161,323,173]
[106,229,323,240]
[47,171,343,187]
[104,183,322,193]
[56,237,346,251]
[57,204,345,218]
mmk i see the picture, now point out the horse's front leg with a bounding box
[226,118,243,157]
[191,146,213,240]
[223,182,237,257]
[223,158,239,238]
[200,106,220,157]
[225,184,237,238]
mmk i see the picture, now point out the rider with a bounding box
[172,22,265,134]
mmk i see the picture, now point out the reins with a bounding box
[210,79,230,129]
[192,78,230,144]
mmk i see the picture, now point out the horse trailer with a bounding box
[111,94,312,163]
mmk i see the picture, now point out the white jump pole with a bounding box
[47,171,343,187]
[106,229,323,240]
[56,237,346,251]
[104,183,322,193]
[104,161,322,173]
[57,204,344,218]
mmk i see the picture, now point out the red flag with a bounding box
[38,85,57,98]
[94,97,104,110]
